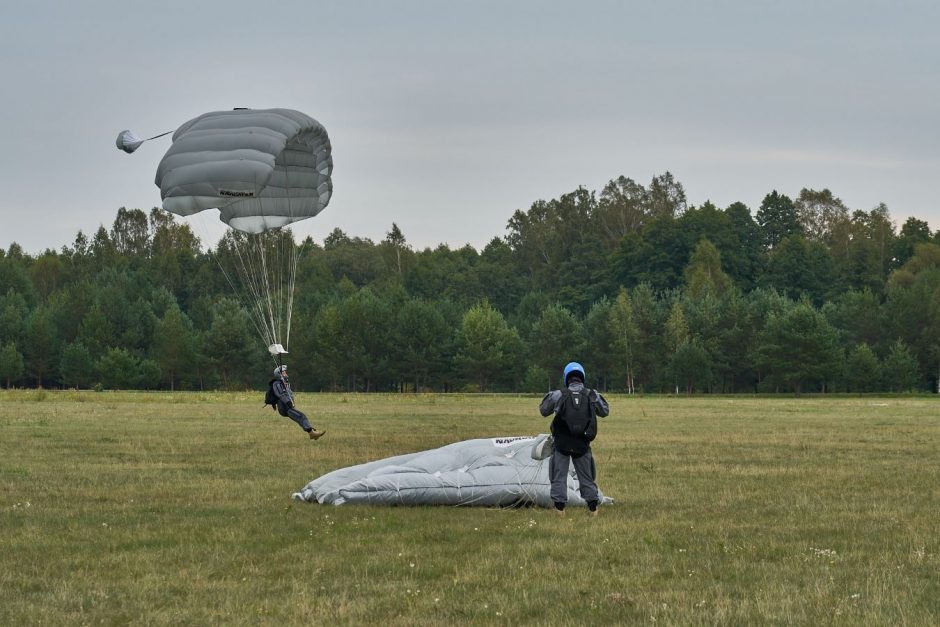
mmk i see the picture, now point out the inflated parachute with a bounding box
[154,108,332,234]
[118,108,333,356]
[291,435,614,508]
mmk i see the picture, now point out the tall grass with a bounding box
[1,392,938,625]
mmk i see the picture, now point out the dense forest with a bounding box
[2,172,939,394]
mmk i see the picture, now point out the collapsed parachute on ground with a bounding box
[291,435,614,508]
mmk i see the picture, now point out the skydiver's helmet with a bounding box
[273,365,288,378]
[563,362,585,386]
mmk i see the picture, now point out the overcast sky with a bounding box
[2,0,938,254]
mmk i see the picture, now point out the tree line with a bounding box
[1,172,939,394]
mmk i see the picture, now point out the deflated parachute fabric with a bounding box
[291,435,614,508]
[155,108,333,234]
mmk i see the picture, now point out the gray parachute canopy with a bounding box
[292,435,613,508]
[154,108,333,234]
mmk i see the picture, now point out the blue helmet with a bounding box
[563,362,585,385]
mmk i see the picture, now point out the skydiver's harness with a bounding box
[265,376,293,417]
[550,387,598,455]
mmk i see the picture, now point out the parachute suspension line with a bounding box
[286,233,305,352]
[231,241,275,347]
[211,245,272,348]
[253,233,283,350]
[209,223,304,361]
[244,194,279,352]
[225,233,280,351]
[145,130,174,141]
[271,226,286,352]
[284,202,303,355]
[280,153,301,355]
[254,234,278,346]
[232,237,271,346]
[183,210,273,354]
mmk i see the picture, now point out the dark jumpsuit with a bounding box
[273,376,314,432]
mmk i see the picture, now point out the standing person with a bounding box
[539,362,609,516]
[267,365,326,440]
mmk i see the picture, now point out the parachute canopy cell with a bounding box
[154,108,333,234]
[291,435,614,508]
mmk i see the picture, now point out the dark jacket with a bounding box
[540,381,609,454]
[272,376,295,416]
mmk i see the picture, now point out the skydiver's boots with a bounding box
[554,502,566,517]
[308,429,326,440]
[588,500,599,517]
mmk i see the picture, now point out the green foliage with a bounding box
[881,340,920,392]
[844,343,881,392]
[454,301,523,391]
[527,304,581,386]
[668,339,712,394]
[152,304,197,391]
[309,302,346,391]
[0,342,24,388]
[0,289,29,347]
[202,298,256,390]
[98,347,144,389]
[822,289,884,352]
[884,245,940,389]
[757,300,843,393]
[664,299,690,355]
[338,288,394,391]
[395,298,450,392]
[794,187,849,243]
[137,358,162,390]
[26,303,61,387]
[723,201,764,290]
[60,342,95,389]
[0,256,36,306]
[683,238,732,298]
[761,236,836,305]
[581,297,616,389]
[2,174,938,393]
[756,190,802,248]
[608,289,639,393]
[893,217,933,268]
[521,364,551,393]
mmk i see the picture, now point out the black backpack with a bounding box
[551,388,597,454]
[264,379,278,410]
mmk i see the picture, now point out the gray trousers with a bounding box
[285,406,313,432]
[549,446,598,505]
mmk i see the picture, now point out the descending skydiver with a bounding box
[539,362,609,517]
[268,365,326,440]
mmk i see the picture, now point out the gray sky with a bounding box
[2,0,938,254]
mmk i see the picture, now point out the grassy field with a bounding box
[1,391,938,625]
